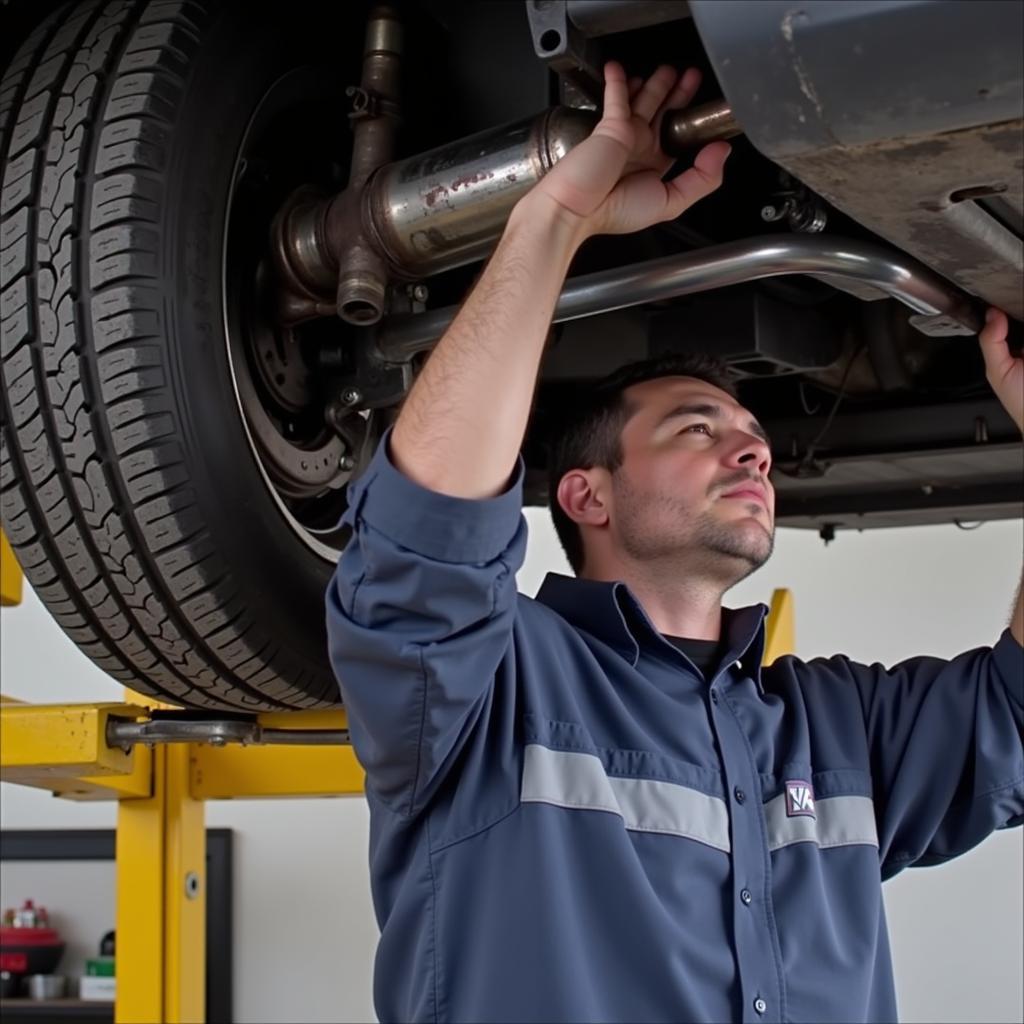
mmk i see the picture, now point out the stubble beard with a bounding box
[612,474,775,588]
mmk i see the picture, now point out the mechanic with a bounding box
[326,62,1024,1024]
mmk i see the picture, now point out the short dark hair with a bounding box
[547,353,738,574]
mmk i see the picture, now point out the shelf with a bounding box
[0,998,113,1020]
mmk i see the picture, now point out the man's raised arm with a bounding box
[390,61,731,499]
[979,308,1023,646]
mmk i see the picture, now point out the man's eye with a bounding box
[684,423,713,436]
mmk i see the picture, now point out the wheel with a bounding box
[1,0,367,710]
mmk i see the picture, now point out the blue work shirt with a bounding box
[326,433,1024,1024]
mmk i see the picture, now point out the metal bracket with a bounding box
[333,288,418,408]
[525,1,605,104]
[106,710,350,751]
[907,312,978,337]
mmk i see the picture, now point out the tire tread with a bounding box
[1,0,333,710]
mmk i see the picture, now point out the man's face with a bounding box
[603,376,775,585]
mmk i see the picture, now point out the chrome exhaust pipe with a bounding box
[376,235,985,362]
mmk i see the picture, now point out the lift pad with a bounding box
[0,699,153,799]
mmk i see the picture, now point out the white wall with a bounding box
[2,514,1022,1023]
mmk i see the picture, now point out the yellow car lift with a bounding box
[0,529,794,1023]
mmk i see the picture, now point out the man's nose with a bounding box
[726,432,772,477]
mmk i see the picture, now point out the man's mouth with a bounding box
[720,485,768,508]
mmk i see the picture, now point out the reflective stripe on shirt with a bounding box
[522,742,880,855]
[521,743,732,852]
[765,791,879,851]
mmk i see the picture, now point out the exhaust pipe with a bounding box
[376,235,986,362]
[274,100,739,323]
[661,99,740,151]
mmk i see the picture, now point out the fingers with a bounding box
[979,307,1009,345]
[664,140,731,215]
[979,307,1014,378]
[632,64,681,122]
[600,61,631,123]
[654,67,701,127]
[612,64,701,126]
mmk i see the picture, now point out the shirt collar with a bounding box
[534,573,768,693]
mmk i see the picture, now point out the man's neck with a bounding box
[626,577,723,640]
[582,560,725,641]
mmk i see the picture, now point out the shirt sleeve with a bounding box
[838,630,1023,879]
[325,429,527,819]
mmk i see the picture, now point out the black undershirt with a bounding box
[662,636,724,681]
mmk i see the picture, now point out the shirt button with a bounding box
[741,888,752,905]
[734,787,746,803]
[754,997,767,1015]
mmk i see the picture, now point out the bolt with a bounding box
[184,871,201,900]
[339,454,356,472]
[208,735,226,748]
[341,387,362,407]
[411,284,428,303]
[761,204,779,221]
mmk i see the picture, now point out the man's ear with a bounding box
[557,469,610,528]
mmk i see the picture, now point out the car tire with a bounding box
[1,0,362,710]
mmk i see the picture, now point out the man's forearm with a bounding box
[391,197,584,499]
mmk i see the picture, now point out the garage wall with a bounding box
[2,514,1022,1023]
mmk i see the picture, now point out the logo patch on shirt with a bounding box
[785,780,816,818]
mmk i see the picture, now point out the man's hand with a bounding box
[979,308,1023,435]
[529,61,730,241]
